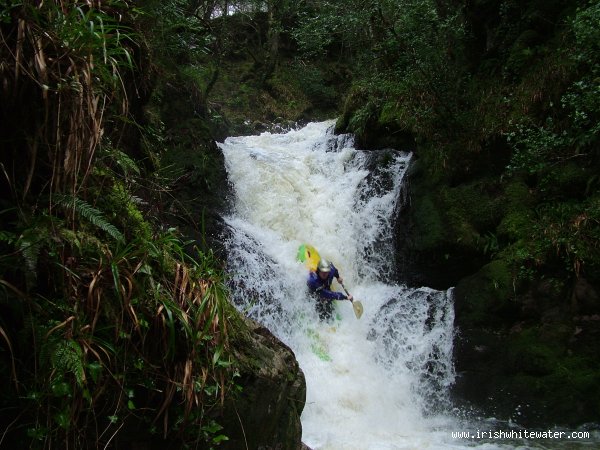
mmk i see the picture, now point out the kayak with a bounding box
[307,328,332,362]
[297,243,321,271]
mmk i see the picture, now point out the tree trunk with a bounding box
[262,0,282,85]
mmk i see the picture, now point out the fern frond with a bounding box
[51,339,86,387]
[112,148,141,176]
[18,225,49,275]
[0,230,17,244]
[54,194,125,243]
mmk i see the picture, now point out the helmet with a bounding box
[317,258,331,273]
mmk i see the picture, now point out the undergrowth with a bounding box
[0,1,236,447]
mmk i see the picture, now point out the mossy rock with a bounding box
[499,326,600,425]
[378,101,404,128]
[217,317,306,450]
[395,163,493,288]
[210,55,345,134]
[496,209,534,241]
[505,29,543,76]
[410,177,504,252]
[412,194,447,252]
[507,327,567,376]
[494,180,537,255]
[335,85,371,133]
[454,259,517,327]
[375,100,417,148]
[503,180,536,209]
[438,181,505,250]
[337,91,416,150]
[454,320,600,426]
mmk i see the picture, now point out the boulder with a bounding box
[218,318,306,450]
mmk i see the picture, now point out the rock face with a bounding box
[452,273,600,427]
[395,167,600,427]
[218,318,306,450]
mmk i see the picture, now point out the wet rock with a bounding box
[217,318,306,450]
[451,264,600,427]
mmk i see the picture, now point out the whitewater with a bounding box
[217,120,597,450]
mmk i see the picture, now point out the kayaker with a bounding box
[307,258,353,320]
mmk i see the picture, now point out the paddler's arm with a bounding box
[330,264,345,285]
[319,289,347,301]
[336,277,352,302]
[331,265,352,300]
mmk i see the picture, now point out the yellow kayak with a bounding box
[296,243,321,271]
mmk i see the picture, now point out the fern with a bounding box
[17,223,50,284]
[51,339,86,387]
[54,194,125,243]
[0,230,16,244]
[110,147,141,177]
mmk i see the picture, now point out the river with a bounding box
[217,121,598,449]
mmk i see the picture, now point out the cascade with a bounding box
[217,121,596,449]
[218,120,456,448]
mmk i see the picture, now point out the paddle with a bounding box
[339,282,364,319]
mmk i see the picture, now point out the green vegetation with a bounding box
[0,1,236,447]
[1,0,599,442]
[330,0,600,287]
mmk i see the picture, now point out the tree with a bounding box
[292,0,466,138]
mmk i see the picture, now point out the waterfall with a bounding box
[218,120,461,448]
[218,121,598,449]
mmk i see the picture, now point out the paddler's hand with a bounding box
[347,294,353,302]
[337,276,343,284]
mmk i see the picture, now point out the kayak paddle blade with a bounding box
[352,300,364,319]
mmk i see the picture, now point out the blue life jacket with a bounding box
[307,263,347,301]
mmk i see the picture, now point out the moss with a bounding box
[438,181,505,250]
[219,315,306,450]
[484,259,514,295]
[504,180,535,208]
[208,55,346,135]
[412,195,446,251]
[455,317,600,426]
[454,259,515,326]
[508,327,567,375]
[159,117,221,183]
[281,63,339,109]
[496,181,536,240]
[378,100,413,132]
[378,101,399,126]
[497,210,534,241]
[505,29,544,77]
[108,182,152,241]
[497,324,600,424]
[336,85,370,133]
